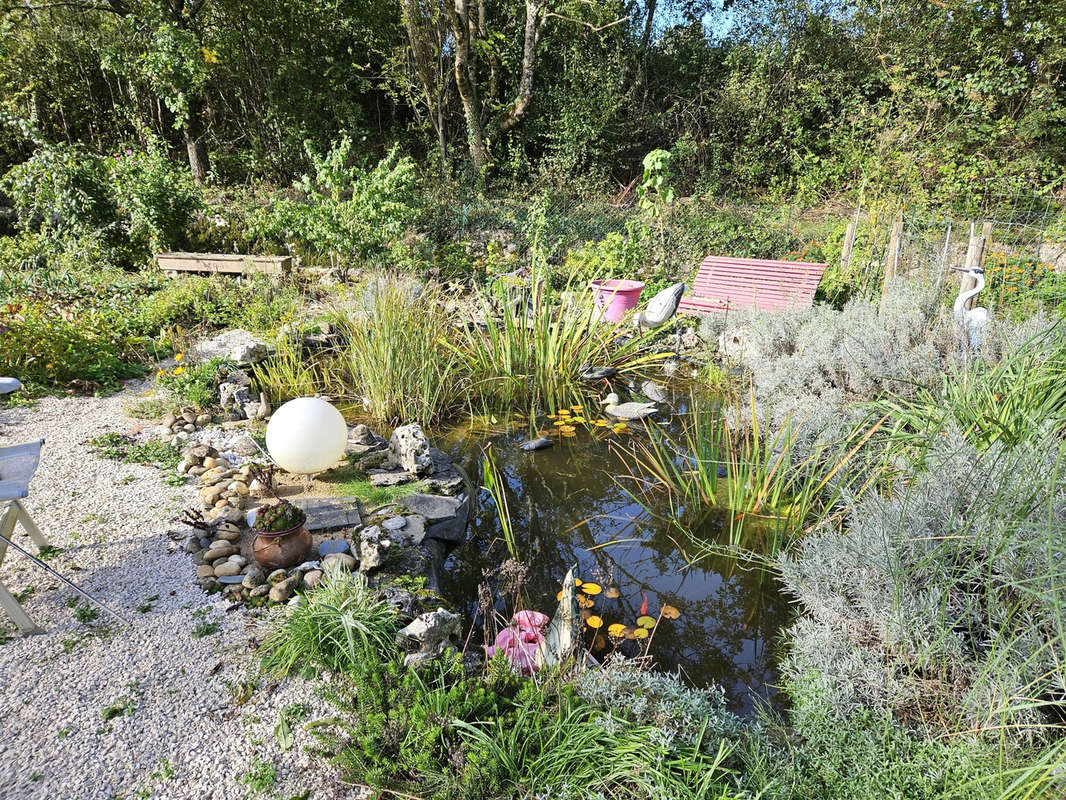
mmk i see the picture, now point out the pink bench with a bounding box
[678,255,829,314]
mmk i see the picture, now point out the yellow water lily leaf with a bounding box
[559,424,576,433]
[556,590,564,601]
[605,587,620,599]
[630,627,649,640]
[607,623,628,638]
[587,615,603,629]
[561,430,577,438]
[574,578,583,586]
[636,615,656,629]
[546,414,557,420]
[577,595,594,609]
[580,582,602,596]
[661,604,680,620]
[553,420,569,426]
[593,419,608,427]
[570,405,583,412]
[558,409,571,416]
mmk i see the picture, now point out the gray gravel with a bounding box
[0,382,349,800]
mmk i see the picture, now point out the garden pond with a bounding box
[434,399,794,715]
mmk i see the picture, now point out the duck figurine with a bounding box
[600,392,657,420]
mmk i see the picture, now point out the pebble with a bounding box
[214,562,242,578]
[322,552,357,572]
[269,576,300,603]
[206,544,238,559]
[214,524,241,543]
[242,568,264,589]
[267,569,288,584]
[383,517,407,531]
[249,584,271,598]
[196,564,216,579]
[303,569,324,589]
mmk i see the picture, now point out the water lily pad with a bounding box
[661,604,680,620]
[587,615,603,629]
[570,405,583,412]
[577,595,594,609]
[605,587,620,599]
[607,623,628,638]
[630,627,649,640]
[636,615,656,629]
[580,582,602,596]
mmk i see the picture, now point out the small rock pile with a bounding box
[180,443,267,524]
[158,408,213,444]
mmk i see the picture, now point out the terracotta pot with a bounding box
[252,522,312,570]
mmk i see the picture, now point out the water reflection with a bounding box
[437,423,793,715]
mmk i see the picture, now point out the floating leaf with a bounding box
[630,627,649,640]
[661,604,680,620]
[570,405,583,412]
[556,590,564,601]
[577,595,594,609]
[553,420,569,426]
[575,578,583,586]
[587,615,603,629]
[561,430,577,438]
[591,634,606,651]
[570,417,587,424]
[607,623,627,638]
[558,409,571,416]
[605,587,620,599]
[636,615,656,629]
[559,424,576,433]
[580,582,602,596]
[546,414,557,420]
[593,419,608,427]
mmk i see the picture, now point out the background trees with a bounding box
[0,0,1063,204]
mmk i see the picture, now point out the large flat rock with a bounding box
[292,497,362,532]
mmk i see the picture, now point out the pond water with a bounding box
[435,413,793,715]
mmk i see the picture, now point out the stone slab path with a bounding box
[0,382,345,800]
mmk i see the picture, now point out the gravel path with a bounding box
[0,382,346,800]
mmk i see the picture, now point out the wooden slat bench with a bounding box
[156,252,292,277]
[678,255,829,314]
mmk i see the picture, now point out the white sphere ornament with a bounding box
[265,397,348,475]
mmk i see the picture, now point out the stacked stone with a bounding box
[179,443,268,524]
[159,407,213,444]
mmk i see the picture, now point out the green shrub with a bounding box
[110,143,202,255]
[742,672,1047,800]
[156,356,232,410]
[0,305,143,392]
[269,140,417,265]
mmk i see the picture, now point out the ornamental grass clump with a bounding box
[260,570,397,676]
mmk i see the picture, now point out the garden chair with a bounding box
[678,255,829,315]
[0,438,51,633]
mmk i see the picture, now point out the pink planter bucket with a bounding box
[589,279,645,323]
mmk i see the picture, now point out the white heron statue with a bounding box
[951,266,989,350]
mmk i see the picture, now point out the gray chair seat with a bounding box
[0,439,50,632]
[0,440,43,501]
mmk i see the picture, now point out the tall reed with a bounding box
[333,279,462,427]
[449,273,667,416]
[619,389,886,553]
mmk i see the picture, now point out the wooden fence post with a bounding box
[882,213,904,297]
[960,220,992,308]
[840,219,857,271]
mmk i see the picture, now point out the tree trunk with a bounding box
[500,0,544,133]
[183,96,210,183]
[447,0,489,174]
[640,0,658,53]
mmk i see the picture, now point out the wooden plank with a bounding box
[155,252,292,276]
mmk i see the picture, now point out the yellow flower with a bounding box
[201,47,220,64]
[172,366,185,375]
[174,353,184,362]
[156,370,165,378]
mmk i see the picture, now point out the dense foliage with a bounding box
[1,1,1062,205]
